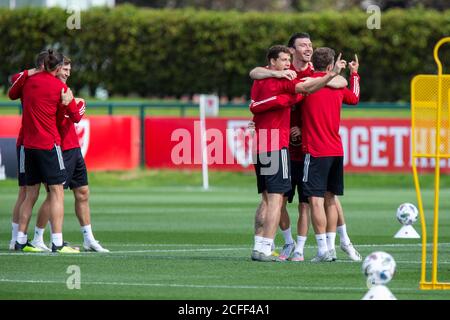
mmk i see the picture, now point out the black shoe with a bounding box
[14,241,27,251]
[15,241,43,252]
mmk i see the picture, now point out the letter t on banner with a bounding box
[199,94,219,190]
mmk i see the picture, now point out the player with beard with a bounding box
[249,45,346,261]
[249,33,361,262]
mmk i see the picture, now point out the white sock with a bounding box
[11,223,19,242]
[315,233,328,255]
[337,224,351,246]
[326,232,336,250]
[52,233,63,247]
[254,235,263,251]
[32,227,45,243]
[281,227,294,244]
[17,231,27,245]
[295,236,307,254]
[81,224,95,243]
[260,237,273,256]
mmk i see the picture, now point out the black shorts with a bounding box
[301,154,344,198]
[16,145,26,187]
[63,148,88,190]
[254,148,291,194]
[24,146,67,186]
[285,159,308,203]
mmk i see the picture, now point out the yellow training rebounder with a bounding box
[411,37,450,290]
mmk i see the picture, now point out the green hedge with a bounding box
[1,5,450,101]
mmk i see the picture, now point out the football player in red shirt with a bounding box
[11,49,81,253]
[8,51,48,250]
[300,47,360,262]
[250,33,360,262]
[29,57,109,252]
[249,45,346,261]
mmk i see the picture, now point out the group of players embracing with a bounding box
[249,33,362,263]
[8,49,108,254]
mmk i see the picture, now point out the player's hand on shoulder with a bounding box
[275,69,297,81]
[61,87,74,105]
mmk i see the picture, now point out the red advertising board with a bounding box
[0,115,139,171]
[0,116,21,138]
[78,116,140,170]
[2,115,448,173]
[145,117,254,171]
[145,117,450,173]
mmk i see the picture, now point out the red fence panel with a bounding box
[79,116,140,171]
[144,117,450,173]
[0,115,139,172]
[2,115,448,173]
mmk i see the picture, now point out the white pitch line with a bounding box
[0,248,243,256]
[103,242,249,248]
[99,242,450,248]
[1,248,449,264]
[0,278,422,293]
[103,248,246,254]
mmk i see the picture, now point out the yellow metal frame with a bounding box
[412,37,450,290]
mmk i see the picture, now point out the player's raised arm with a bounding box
[295,52,347,94]
[349,53,359,74]
[343,54,360,105]
[249,67,297,80]
[327,75,348,89]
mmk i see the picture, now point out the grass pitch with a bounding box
[0,171,449,300]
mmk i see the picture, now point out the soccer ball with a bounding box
[362,251,396,286]
[396,203,418,226]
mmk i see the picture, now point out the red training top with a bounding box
[21,72,81,150]
[288,62,315,161]
[250,77,302,153]
[57,99,86,151]
[301,71,360,157]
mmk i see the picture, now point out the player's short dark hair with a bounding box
[43,49,64,72]
[312,47,335,71]
[287,32,311,48]
[35,51,48,69]
[63,56,72,65]
[267,45,291,63]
